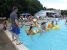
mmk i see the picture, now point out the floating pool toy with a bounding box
[26,30,35,35]
[47,24,53,28]
[37,29,42,33]
[26,29,42,35]
[46,28,50,32]
[55,26,60,29]
[52,27,56,30]
[52,26,60,30]
[33,30,37,33]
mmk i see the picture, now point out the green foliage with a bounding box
[0,0,44,18]
[47,8,56,10]
[61,10,67,16]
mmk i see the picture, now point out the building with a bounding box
[35,10,61,17]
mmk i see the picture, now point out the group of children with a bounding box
[27,18,60,34]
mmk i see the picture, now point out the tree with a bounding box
[0,0,44,18]
[61,10,67,16]
[47,8,56,10]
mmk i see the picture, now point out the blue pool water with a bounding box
[19,20,67,50]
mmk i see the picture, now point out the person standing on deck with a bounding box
[10,6,21,45]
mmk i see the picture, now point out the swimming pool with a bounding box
[19,20,67,50]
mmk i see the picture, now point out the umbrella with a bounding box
[21,13,31,16]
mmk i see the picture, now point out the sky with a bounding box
[39,0,67,10]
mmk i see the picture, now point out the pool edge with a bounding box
[4,30,29,50]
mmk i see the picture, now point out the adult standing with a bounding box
[10,6,21,45]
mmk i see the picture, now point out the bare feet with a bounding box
[16,42,22,45]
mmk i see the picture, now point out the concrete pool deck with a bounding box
[4,30,29,50]
[0,30,17,50]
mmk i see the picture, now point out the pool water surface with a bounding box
[19,20,67,50]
